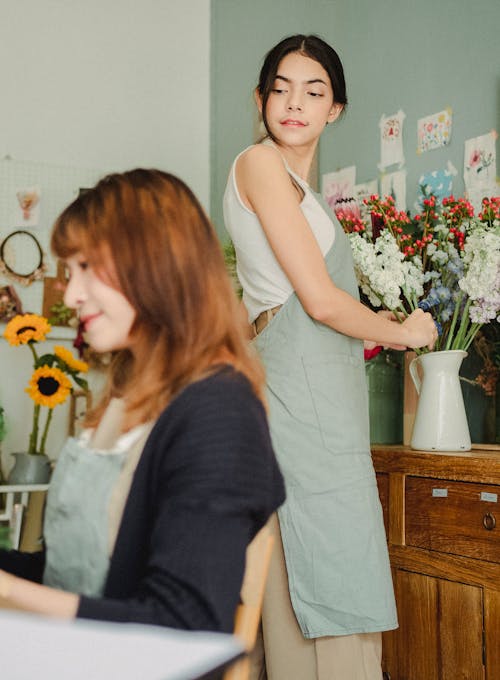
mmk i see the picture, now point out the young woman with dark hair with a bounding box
[224,34,437,679]
[0,169,285,631]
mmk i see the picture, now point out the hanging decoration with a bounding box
[380,169,407,211]
[417,108,452,154]
[0,230,47,286]
[14,186,41,227]
[464,130,498,212]
[414,161,458,211]
[322,165,356,212]
[379,110,406,170]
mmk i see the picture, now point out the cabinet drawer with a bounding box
[405,476,500,563]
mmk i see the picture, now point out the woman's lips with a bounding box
[81,313,102,331]
[281,119,306,127]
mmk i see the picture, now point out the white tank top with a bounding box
[223,144,335,322]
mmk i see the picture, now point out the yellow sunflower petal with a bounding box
[54,345,89,373]
[4,314,51,346]
[26,365,72,408]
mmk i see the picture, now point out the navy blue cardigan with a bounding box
[0,368,285,632]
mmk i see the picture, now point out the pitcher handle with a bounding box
[409,356,422,395]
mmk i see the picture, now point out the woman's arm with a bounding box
[237,145,437,350]
[0,569,78,617]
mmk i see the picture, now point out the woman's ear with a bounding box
[327,103,344,124]
[254,87,263,115]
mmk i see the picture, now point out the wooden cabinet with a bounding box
[372,446,500,680]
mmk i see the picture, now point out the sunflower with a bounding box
[54,345,89,373]
[26,365,72,408]
[4,314,51,346]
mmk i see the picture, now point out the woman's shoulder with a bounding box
[156,366,264,430]
[237,142,284,171]
[184,366,262,414]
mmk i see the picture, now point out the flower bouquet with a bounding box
[337,193,500,450]
[3,314,89,457]
[337,194,500,353]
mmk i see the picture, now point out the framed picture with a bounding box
[0,285,22,322]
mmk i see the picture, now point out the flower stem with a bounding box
[28,404,40,455]
[28,341,39,364]
[450,298,472,350]
[445,291,464,350]
[462,323,482,352]
[39,408,53,456]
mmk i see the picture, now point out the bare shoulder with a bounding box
[238,144,292,194]
[237,143,286,177]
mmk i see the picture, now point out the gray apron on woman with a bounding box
[43,436,126,597]
[254,195,397,639]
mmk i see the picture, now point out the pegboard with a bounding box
[0,157,103,316]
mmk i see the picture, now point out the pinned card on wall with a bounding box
[13,186,41,227]
[464,131,498,211]
[379,110,405,171]
[417,108,452,154]
[415,161,458,211]
[354,179,378,221]
[322,165,356,212]
[380,169,407,212]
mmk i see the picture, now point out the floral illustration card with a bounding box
[417,109,452,154]
[322,165,356,211]
[414,161,457,211]
[464,130,498,210]
[379,110,405,170]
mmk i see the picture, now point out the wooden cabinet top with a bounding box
[372,445,500,484]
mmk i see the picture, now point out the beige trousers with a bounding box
[250,514,383,680]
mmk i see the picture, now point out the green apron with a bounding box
[254,193,397,639]
[43,436,126,597]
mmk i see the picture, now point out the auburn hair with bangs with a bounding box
[51,168,265,429]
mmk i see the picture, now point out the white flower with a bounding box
[348,231,406,310]
[459,227,500,305]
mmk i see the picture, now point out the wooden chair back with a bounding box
[224,524,274,680]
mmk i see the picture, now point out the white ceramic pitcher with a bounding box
[409,350,471,451]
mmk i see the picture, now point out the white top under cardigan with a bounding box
[223,143,335,323]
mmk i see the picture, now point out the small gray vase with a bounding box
[7,452,52,485]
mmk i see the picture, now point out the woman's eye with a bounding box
[77,260,89,271]
[308,92,323,97]
[271,88,286,94]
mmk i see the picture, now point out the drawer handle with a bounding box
[382,673,391,680]
[483,512,496,530]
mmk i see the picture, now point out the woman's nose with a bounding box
[287,99,303,112]
[63,274,84,310]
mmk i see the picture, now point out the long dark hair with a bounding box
[51,169,265,428]
[257,34,347,143]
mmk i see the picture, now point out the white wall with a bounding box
[0,0,211,472]
[0,0,210,206]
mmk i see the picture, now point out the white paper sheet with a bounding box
[380,169,407,211]
[322,165,356,211]
[379,110,406,170]
[0,610,243,680]
[417,108,452,153]
[463,130,498,212]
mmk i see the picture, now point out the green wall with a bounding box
[211,0,500,237]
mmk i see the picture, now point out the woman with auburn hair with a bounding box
[0,168,285,630]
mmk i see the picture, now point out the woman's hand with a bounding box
[400,308,438,350]
[373,310,407,351]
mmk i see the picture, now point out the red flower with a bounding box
[364,346,382,361]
